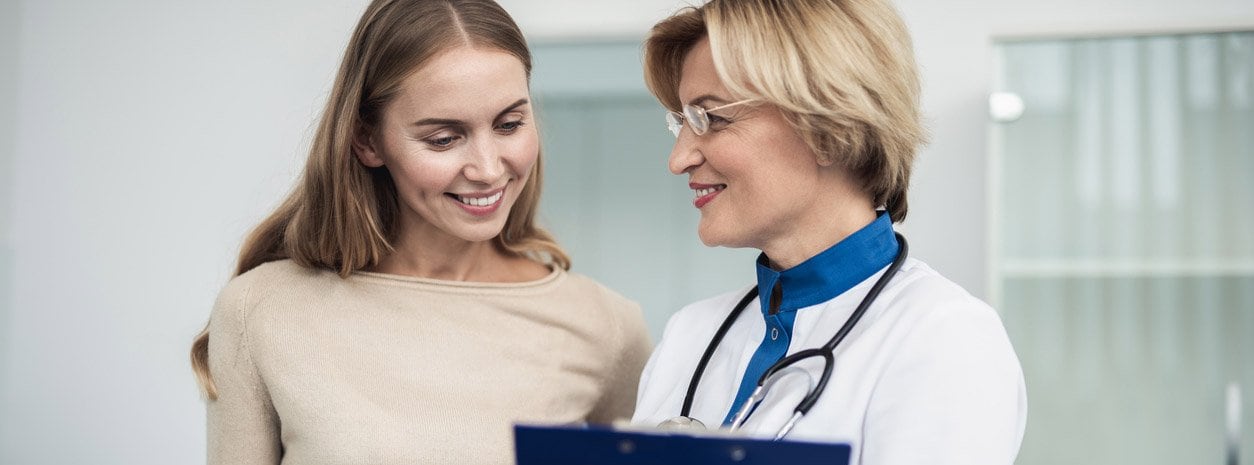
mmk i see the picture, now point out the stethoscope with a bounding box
[659,232,908,439]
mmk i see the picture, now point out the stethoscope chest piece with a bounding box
[657,416,706,430]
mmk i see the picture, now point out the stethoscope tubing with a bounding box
[680,286,760,417]
[678,232,910,427]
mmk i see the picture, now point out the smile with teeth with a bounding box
[455,191,503,207]
[694,185,725,198]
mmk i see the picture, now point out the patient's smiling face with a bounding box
[354,46,539,246]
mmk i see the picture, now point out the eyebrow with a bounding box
[411,98,530,127]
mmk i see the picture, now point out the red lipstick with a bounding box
[689,182,724,209]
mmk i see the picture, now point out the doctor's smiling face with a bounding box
[669,38,837,257]
[354,46,538,246]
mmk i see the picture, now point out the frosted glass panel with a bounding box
[997,33,1254,263]
[531,43,758,339]
[1002,276,1253,464]
[993,31,1254,465]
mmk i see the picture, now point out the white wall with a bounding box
[0,0,19,454]
[2,1,367,463]
[1,1,1251,464]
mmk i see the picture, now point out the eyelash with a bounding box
[426,135,459,148]
[497,120,526,132]
[422,119,527,150]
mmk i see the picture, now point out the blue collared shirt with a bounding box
[723,211,900,424]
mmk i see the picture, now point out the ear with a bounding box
[810,133,837,167]
[352,124,386,168]
[816,153,836,167]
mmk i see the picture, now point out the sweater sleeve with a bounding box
[205,275,282,465]
[587,300,653,425]
[860,301,1028,465]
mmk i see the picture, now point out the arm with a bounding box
[860,303,1028,465]
[587,301,654,425]
[205,277,282,465]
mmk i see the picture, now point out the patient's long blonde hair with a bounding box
[190,0,568,401]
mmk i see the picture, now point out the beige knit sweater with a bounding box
[206,259,652,465]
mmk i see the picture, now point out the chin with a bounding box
[442,215,506,243]
[696,224,732,248]
[462,233,501,244]
[464,224,509,244]
[697,218,758,250]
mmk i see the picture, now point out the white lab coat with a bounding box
[633,258,1028,464]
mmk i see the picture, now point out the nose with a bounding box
[463,134,505,183]
[668,130,704,175]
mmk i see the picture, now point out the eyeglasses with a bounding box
[665,100,754,137]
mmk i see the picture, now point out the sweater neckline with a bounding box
[352,265,564,291]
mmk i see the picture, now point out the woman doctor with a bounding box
[631,0,1027,463]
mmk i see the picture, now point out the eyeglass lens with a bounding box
[665,104,715,137]
[684,105,710,135]
[666,111,684,137]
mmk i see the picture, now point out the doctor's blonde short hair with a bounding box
[644,0,926,222]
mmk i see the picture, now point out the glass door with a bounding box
[989,31,1254,464]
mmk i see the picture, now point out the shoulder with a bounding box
[867,259,1022,382]
[858,260,1027,461]
[556,271,642,316]
[558,272,650,341]
[225,259,323,290]
[207,260,323,368]
[647,284,756,360]
[211,259,330,322]
[879,259,1005,335]
[664,285,756,334]
[647,285,755,367]
[557,272,653,360]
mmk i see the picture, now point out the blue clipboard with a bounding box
[514,424,850,465]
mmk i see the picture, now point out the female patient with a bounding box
[188,1,651,463]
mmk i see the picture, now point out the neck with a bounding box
[761,207,877,271]
[373,217,505,282]
[759,169,879,270]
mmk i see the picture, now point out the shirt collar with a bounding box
[753,211,899,314]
